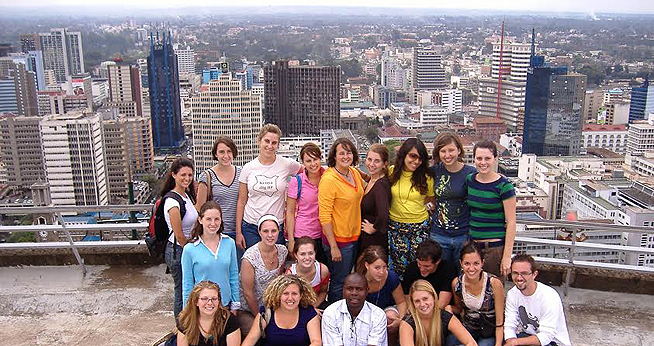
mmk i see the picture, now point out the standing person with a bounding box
[238,214,289,336]
[321,273,388,346]
[195,137,242,254]
[399,280,477,346]
[182,201,240,314]
[318,138,365,303]
[467,140,516,277]
[431,132,477,268]
[359,144,391,253]
[401,240,457,310]
[449,242,504,346]
[161,157,199,320]
[176,281,241,346]
[241,275,322,346]
[387,138,435,279]
[286,236,330,309]
[236,124,301,250]
[504,255,571,346]
[286,142,328,264]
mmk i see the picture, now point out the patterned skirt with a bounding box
[387,218,430,279]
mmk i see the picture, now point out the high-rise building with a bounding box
[583,89,605,123]
[147,31,183,151]
[410,47,446,103]
[6,51,45,91]
[264,60,340,136]
[106,63,143,117]
[191,74,262,170]
[40,110,108,206]
[173,44,196,75]
[36,28,85,83]
[0,115,45,189]
[627,117,654,157]
[19,34,41,54]
[629,78,654,123]
[0,60,38,116]
[522,59,587,156]
[381,54,408,90]
[373,85,397,109]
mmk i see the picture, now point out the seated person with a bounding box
[242,275,321,346]
[504,255,571,346]
[286,236,330,309]
[402,240,457,309]
[399,279,476,346]
[177,281,241,346]
[322,273,388,346]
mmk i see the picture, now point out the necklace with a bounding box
[260,245,278,267]
[335,166,350,178]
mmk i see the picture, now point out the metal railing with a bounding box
[1,205,654,294]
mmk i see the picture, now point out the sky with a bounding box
[3,0,654,15]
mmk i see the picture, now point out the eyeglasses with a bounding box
[407,153,422,161]
[511,271,533,278]
[199,297,220,303]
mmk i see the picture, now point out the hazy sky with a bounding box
[4,0,654,14]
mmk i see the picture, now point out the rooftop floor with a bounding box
[1,264,653,346]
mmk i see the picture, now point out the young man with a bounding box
[504,254,572,346]
[401,239,457,308]
[322,273,388,346]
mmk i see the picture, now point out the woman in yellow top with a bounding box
[318,137,365,303]
[388,138,435,279]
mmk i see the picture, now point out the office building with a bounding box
[173,44,196,75]
[410,47,446,103]
[381,54,408,90]
[191,74,262,170]
[40,111,108,206]
[35,28,84,83]
[373,85,397,109]
[106,63,143,117]
[584,89,604,123]
[582,124,628,153]
[0,61,38,116]
[0,115,45,189]
[419,106,450,126]
[522,58,587,156]
[264,60,340,136]
[6,51,45,91]
[19,34,41,54]
[147,31,183,151]
[474,116,507,142]
[629,78,654,123]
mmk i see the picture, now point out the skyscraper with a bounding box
[173,44,196,75]
[628,77,654,123]
[148,31,183,151]
[522,57,587,156]
[0,115,44,189]
[106,63,143,117]
[410,47,446,103]
[37,28,85,83]
[264,60,340,136]
[0,60,38,116]
[191,74,262,170]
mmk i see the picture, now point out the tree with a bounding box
[384,140,402,163]
[364,126,379,144]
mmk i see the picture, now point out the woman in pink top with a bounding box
[285,142,328,264]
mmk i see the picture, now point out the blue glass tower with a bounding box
[148,31,183,151]
[629,77,654,123]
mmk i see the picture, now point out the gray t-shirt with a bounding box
[200,166,241,235]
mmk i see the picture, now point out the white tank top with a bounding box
[289,262,321,288]
[462,271,487,311]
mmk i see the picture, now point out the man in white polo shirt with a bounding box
[322,273,388,346]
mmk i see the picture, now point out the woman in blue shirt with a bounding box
[182,201,240,313]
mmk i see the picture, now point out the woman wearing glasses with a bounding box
[387,138,435,278]
[177,281,241,346]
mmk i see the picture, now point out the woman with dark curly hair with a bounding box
[387,138,435,279]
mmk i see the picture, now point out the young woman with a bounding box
[467,140,516,277]
[387,138,435,278]
[182,201,239,314]
[399,280,477,346]
[177,281,241,346]
[359,144,391,253]
[318,138,365,303]
[161,157,199,319]
[355,245,406,339]
[431,132,477,267]
[236,124,301,250]
[195,136,241,242]
[286,236,330,309]
[449,242,504,346]
[238,214,289,336]
[286,142,327,264]
[242,275,321,346]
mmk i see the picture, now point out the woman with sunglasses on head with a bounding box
[182,201,240,315]
[177,281,241,346]
[359,144,391,253]
[387,138,435,279]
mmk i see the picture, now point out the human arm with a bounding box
[491,277,505,346]
[229,240,241,312]
[398,320,415,346]
[355,167,370,182]
[314,263,329,308]
[448,314,478,346]
[176,330,190,346]
[285,177,299,251]
[195,171,210,210]
[504,335,540,346]
[438,290,452,310]
[308,314,323,346]
[240,258,260,314]
[449,278,463,315]
[503,289,519,340]
[501,196,517,277]
[181,244,194,308]
[321,307,342,346]
[367,180,391,235]
[369,308,389,346]
[318,175,341,262]
[226,327,242,346]
[388,284,407,332]
[511,289,567,346]
[241,313,263,346]
[167,206,187,248]
[235,182,248,250]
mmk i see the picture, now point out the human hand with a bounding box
[331,246,342,262]
[504,338,519,346]
[361,219,375,235]
[501,255,511,278]
[235,233,246,250]
[288,239,296,254]
[443,305,453,313]
[387,317,401,333]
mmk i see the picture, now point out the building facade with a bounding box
[582,124,628,153]
[628,78,654,123]
[0,115,44,189]
[106,63,143,117]
[37,28,85,83]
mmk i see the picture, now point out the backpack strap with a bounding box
[205,169,213,201]
[295,174,302,200]
[163,191,188,259]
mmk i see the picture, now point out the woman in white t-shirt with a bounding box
[162,157,199,320]
[235,124,301,251]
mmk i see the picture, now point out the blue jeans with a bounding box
[224,231,244,269]
[516,332,558,346]
[445,334,495,346]
[323,242,357,303]
[431,232,469,272]
[241,220,285,249]
[164,241,183,319]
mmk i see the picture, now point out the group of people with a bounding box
[158,123,572,346]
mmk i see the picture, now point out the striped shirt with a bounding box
[466,173,515,240]
[200,166,241,235]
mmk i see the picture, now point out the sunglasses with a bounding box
[407,153,423,161]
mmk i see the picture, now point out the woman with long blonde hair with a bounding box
[399,280,476,346]
[177,281,241,346]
